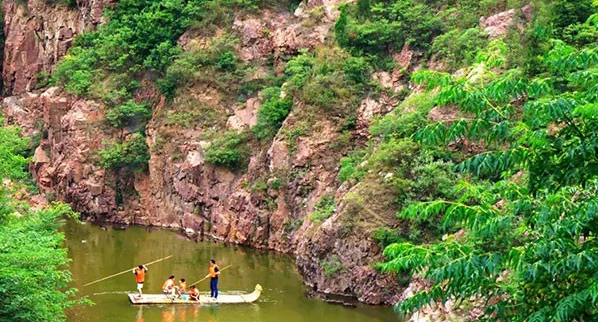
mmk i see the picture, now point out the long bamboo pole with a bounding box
[190,264,232,286]
[83,255,174,287]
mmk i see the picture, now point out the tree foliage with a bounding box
[381,12,598,321]
[0,204,79,322]
[252,87,293,140]
[335,0,442,55]
[98,134,150,171]
[105,100,151,129]
[0,123,81,322]
[0,119,29,182]
[204,131,250,169]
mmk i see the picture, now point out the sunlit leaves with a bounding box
[411,70,453,89]
[475,40,509,68]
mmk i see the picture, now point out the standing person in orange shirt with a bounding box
[132,264,148,298]
[205,259,220,299]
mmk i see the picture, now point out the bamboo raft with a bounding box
[128,284,263,305]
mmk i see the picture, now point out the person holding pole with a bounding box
[205,259,220,298]
[133,264,148,298]
[83,255,173,287]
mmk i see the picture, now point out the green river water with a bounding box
[64,221,400,322]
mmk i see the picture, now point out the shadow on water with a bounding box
[64,220,402,322]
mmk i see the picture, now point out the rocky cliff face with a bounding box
[1,0,404,305]
[2,0,112,96]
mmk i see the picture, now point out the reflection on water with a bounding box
[65,221,400,322]
[145,306,217,322]
[134,305,250,322]
[136,306,144,322]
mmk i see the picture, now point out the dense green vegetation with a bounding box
[335,0,531,69]
[364,0,598,320]
[0,120,80,322]
[98,134,150,171]
[204,131,250,169]
[252,87,293,140]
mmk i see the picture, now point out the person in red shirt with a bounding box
[189,285,199,301]
[132,265,148,297]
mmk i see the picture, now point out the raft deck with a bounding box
[128,284,262,305]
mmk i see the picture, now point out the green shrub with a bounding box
[0,120,29,181]
[215,51,237,72]
[321,255,344,276]
[270,177,282,189]
[284,50,315,89]
[356,0,370,19]
[158,53,198,97]
[373,228,405,248]
[550,0,594,32]
[158,33,242,98]
[375,110,426,139]
[562,22,598,47]
[64,70,94,95]
[371,138,419,170]
[35,71,50,89]
[283,218,303,233]
[336,0,443,56]
[252,87,293,140]
[285,48,363,120]
[53,0,207,98]
[409,159,459,202]
[369,91,435,141]
[143,41,183,72]
[105,100,151,128]
[98,134,150,171]
[334,5,349,45]
[204,131,250,169]
[338,150,368,183]
[308,196,335,222]
[342,56,372,84]
[431,27,488,69]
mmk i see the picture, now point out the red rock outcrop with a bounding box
[4,88,117,214]
[479,5,533,39]
[2,0,112,95]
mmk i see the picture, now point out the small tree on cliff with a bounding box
[334,5,349,46]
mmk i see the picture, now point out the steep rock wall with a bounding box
[2,0,112,96]
[1,0,404,305]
